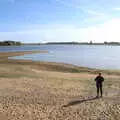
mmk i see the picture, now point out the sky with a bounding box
[1,0,120,43]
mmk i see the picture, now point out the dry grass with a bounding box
[0,51,120,119]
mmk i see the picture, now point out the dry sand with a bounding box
[0,51,120,120]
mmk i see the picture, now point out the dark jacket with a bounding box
[95,76,104,84]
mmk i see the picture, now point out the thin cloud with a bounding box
[113,7,120,11]
[1,18,120,43]
[55,0,82,9]
[56,0,106,21]
[85,9,105,16]
[83,9,109,23]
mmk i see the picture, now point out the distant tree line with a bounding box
[46,41,120,45]
[1,40,120,46]
[104,41,120,45]
[0,41,21,46]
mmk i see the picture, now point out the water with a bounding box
[1,45,120,69]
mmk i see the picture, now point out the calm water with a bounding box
[1,45,120,69]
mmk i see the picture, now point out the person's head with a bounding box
[98,73,101,76]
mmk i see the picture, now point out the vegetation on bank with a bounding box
[24,41,120,45]
[0,41,21,46]
[46,41,120,45]
[1,40,120,46]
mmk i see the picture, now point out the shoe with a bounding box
[96,95,99,98]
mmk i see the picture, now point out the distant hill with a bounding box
[0,41,21,46]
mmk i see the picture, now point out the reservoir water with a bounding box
[1,45,120,69]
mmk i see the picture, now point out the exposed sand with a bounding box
[0,51,120,120]
[0,51,47,59]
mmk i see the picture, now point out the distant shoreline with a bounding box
[45,42,120,46]
[1,40,120,46]
[25,41,120,46]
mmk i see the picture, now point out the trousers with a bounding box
[96,83,103,96]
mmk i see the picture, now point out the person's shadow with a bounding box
[62,96,98,107]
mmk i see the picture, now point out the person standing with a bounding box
[95,73,104,98]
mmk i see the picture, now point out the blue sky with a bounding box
[1,0,120,43]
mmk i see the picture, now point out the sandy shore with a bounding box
[0,51,47,59]
[0,51,120,120]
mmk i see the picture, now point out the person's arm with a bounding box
[102,77,104,82]
[95,76,97,81]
